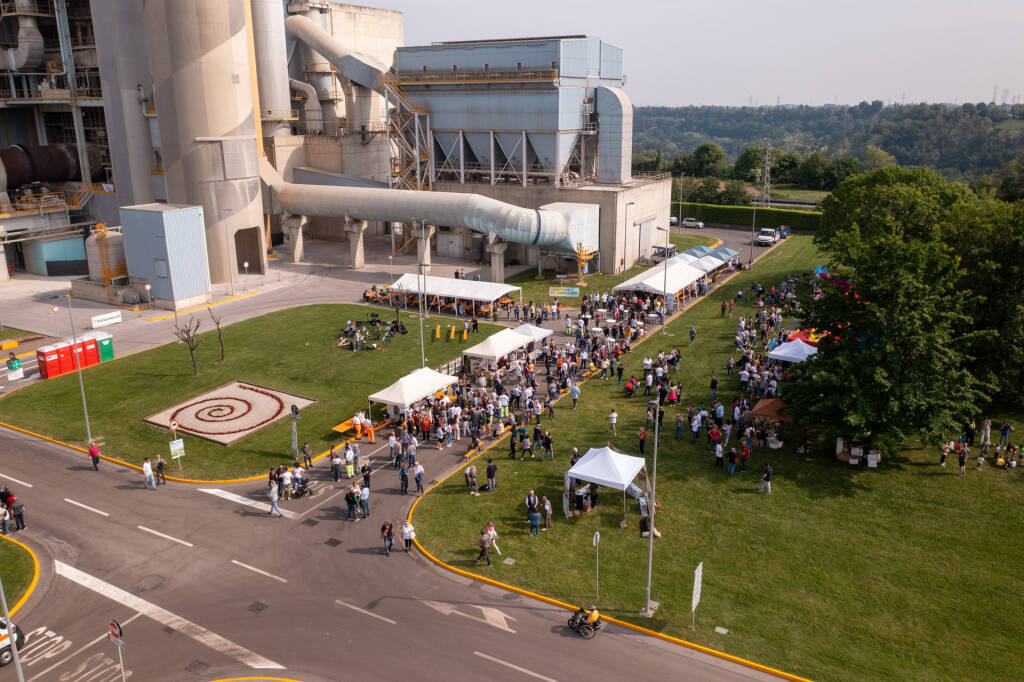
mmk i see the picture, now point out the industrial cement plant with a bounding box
[0,0,670,310]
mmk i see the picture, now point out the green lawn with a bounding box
[767,183,830,203]
[414,236,1024,681]
[0,540,34,612]
[508,233,718,306]
[0,305,502,480]
[0,327,33,343]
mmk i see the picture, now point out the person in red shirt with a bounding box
[88,440,101,471]
[741,444,750,472]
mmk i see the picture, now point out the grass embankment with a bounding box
[415,236,1024,681]
[0,540,34,611]
[0,305,502,480]
[507,233,719,305]
[0,327,33,343]
[767,183,830,203]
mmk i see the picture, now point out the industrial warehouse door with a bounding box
[436,232,463,258]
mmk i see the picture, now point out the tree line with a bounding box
[781,166,1024,453]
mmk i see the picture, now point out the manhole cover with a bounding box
[324,538,342,547]
[303,519,319,527]
[247,601,268,614]
[184,660,209,674]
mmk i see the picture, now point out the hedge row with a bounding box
[673,202,822,232]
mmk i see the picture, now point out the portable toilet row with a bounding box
[36,331,113,379]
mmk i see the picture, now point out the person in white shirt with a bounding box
[413,461,425,494]
[142,457,157,490]
[388,432,399,465]
[280,468,293,500]
[360,484,371,518]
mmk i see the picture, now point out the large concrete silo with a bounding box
[143,0,266,283]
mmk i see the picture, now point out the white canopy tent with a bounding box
[767,338,818,362]
[367,367,457,409]
[391,273,521,303]
[512,324,553,342]
[684,254,726,273]
[565,446,647,523]
[463,327,534,362]
[612,259,705,296]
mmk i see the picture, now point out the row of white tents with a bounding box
[612,245,740,297]
[391,273,522,304]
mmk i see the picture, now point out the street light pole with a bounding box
[417,262,426,368]
[52,305,59,338]
[66,294,92,442]
[642,403,660,616]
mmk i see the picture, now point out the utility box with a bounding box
[120,204,212,310]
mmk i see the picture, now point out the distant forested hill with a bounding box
[633,102,1024,180]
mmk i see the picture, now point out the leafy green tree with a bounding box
[795,152,832,189]
[675,176,702,202]
[693,177,721,204]
[995,159,1024,202]
[823,157,863,190]
[862,146,895,170]
[689,142,727,177]
[730,146,763,181]
[771,150,802,183]
[719,180,752,206]
[783,232,981,452]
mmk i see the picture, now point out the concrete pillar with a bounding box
[282,214,307,263]
[415,224,435,274]
[486,241,508,283]
[345,219,368,269]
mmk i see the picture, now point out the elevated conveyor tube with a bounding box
[283,14,386,93]
[273,181,569,248]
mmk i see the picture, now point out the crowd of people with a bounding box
[0,485,26,535]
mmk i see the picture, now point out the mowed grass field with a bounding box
[0,327,33,342]
[0,305,503,480]
[0,540,34,611]
[414,236,1024,681]
[506,233,719,305]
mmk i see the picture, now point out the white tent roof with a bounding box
[368,367,457,408]
[463,327,533,361]
[613,259,705,295]
[567,446,646,491]
[512,324,553,342]
[673,252,699,263]
[767,338,818,362]
[687,255,726,273]
[391,273,521,303]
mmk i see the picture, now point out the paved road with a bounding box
[1,425,776,682]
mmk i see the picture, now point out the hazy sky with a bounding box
[380,0,1023,107]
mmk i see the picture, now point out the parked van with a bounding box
[0,618,25,666]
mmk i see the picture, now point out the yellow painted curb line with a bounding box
[0,533,40,617]
[408,243,811,682]
[142,291,259,321]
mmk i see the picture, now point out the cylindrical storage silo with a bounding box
[143,0,267,284]
[251,0,291,135]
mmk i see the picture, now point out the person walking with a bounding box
[154,454,167,485]
[399,464,409,496]
[475,528,492,565]
[401,520,416,552]
[142,457,157,490]
[958,444,968,477]
[541,431,554,461]
[361,463,372,490]
[486,522,501,555]
[571,383,581,409]
[8,496,25,531]
[758,463,773,494]
[715,442,724,469]
[268,480,284,517]
[301,442,314,468]
[360,483,371,518]
[345,487,359,521]
[727,448,737,476]
[938,441,949,467]
[380,520,395,556]
[528,508,542,536]
[331,448,342,482]
[0,504,9,536]
[88,440,101,471]
[413,460,425,494]
[638,426,647,455]
[486,459,497,491]
[689,326,697,346]
[608,409,618,436]
[710,375,718,401]
[541,496,552,531]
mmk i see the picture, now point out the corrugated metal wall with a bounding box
[120,203,210,302]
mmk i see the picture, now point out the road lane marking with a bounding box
[231,559,288,584]
[423,600,517,632]
[137,525,194,547]
[25,613,143,682]
[198,488,297,518]
[54,561,284,669]
[294,488,345,520]
[334,599,396,625]
[63,498,109,516]
[0,472,33,487]
[473,651,558,681]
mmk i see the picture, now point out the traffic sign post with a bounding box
[691,561,703,630]
[290,404,300,459]
[108,619,127,682]
[169,421,183,471]
[593,531,600,602]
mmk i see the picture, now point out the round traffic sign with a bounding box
[169,420,178,431]
[109,619,122,639]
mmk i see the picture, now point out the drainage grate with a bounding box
[324,538,342,547]
[303,519,319,527]
[184,660,209,674]
[247,601,268,614]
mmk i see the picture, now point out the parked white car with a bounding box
[0,618,25,667]
[756,228,779,246]
[681,217,704,229]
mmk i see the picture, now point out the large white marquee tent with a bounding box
[612,259,706,296]
[367,367,458,409]
[391,273,521,303]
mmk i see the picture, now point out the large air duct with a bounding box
[0,143,96,190]
[289,78,322,133]
[596,86,633,184]
[251,0,291,135]
[1,0,44,72]
[284,14,386,94]
[143,0,266,283]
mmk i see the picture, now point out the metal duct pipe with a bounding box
[2,0,44,71]
[251,0,291,135]
[596,86,634,184]
[284,14,386,94]
[0,143,89,190]
[289,78,322,133]
[144,0,266,284]
[272,182,569,249]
